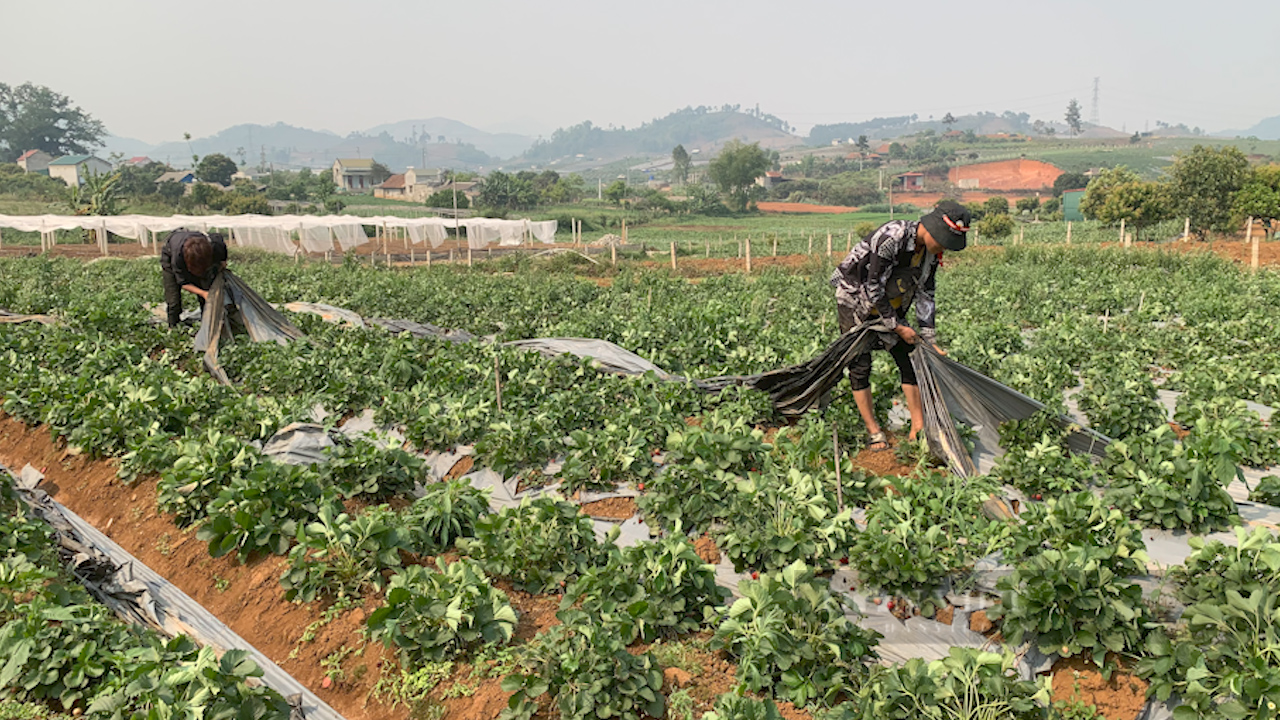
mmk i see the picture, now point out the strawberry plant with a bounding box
[460,496,612,594]
[700,693,784,720]
[1077,355,1167,440]
[1102,423,1239,533]
[1249,475,1280,507]
[86,645,292,720]
[156,429,261,527]
[367,559,517,667]
[319,435,424,500]
[560,532,728,643]
[841,647,1050,720]
[280,503,411,603]
[712,561,880,708]
[1139,527,1280,719]
[994,436,1097,497]
[401,478,491,554]
[716,469,853,573]
[501,613,666,720]
[851,471,1009,600]
[1006,491,1149,576]
[1175,394,1280,469]
[197,462,333,560]
[993,544,1151,673]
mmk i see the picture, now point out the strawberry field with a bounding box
[2,245,1280,720]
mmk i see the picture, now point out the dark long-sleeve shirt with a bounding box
[829,219,939,342]
[159,230,228,289]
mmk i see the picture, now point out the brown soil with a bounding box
[693,535,720,564]
[442,455,474,481]
[0,414,406,720]
[947,159,1062,192]
[578,496,638,521]
[934,604,955,626]
[492,580,561,643]
[1048,655,1149,720]
[968,609,994,634]
[643,636,813,720]
[851,436,920,478]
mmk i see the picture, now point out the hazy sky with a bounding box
[5,0,1278,143]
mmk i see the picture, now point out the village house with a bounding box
[15,149,53,173]
[332,158,375,192]
[47,155,113,186]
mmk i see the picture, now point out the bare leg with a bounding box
[852,388,887,448]
[903,384,923,441]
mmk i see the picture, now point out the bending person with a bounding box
[829,200,970,450]
[160,230,228,328]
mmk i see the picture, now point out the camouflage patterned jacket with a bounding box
[829,219,939,343]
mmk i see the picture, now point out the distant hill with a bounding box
[1228,115,1280,140]
[120,121,497,171]
[363,117,534,159]
[808,111,1126,144]
[521,106,799,165]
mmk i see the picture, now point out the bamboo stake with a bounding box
[467,245,473,267]
[826,232,833,256]
[704,241,709,258]
[1120,219,1128,248]
[611,241,617,266]
[745,237,752,273]
[1066,221,1072,245]
[494,355,503,414]
[670,242,677,270]
[1183,217,1191,242]
[772,235,778,256]
[1250,217,1260,271]
[832,424,844,511]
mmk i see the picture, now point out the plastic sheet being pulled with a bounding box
[697,321,1110,476]
[194,270,305,385]
[0,308,57,325]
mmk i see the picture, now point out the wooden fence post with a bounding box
[670,241,677,270]
[807,235,813,255]
[745,237,752,274]
[1249,217,1259,271]
[772,235,777,257]
[611,241,617,266]
[1066,221,1072,245]
[467,245,472,267]
[1183,217,1191,242]
[826,232,832,256]
[1120,219,1128,248]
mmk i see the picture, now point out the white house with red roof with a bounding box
[15,149,53,173]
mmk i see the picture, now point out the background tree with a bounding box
[1080,166,1141,220]
[603,180,628,205]
[707,140,771,212]
[116,161,168,197]
[1232,166,1280,233]
[1095,180,1172,239]
[1015,197,1041,215]
[671,144,691,186]
[155,180,185,205]
[888,142,908,160]
[856,135,870,153]
[195,153,237,186]
[1065,99,1083,136]
[0,82,107,162]
[1170,145,1250,237]
[477,170,537,210]
[1130,131,1142,145]
[66,170,122,216]
[984,196,1010,216]
[370,161,393,185]
[942,113,956,130]
[425,188,469,209]
[1052,172,1090,197]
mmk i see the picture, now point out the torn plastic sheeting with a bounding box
[0,309,58,325]
[282,302,365,328]
[366,317,477,343]
[195,271,304,386]
[261,423,336,466]
[505,338,681,381]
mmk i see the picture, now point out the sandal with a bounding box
[868,431,891,451]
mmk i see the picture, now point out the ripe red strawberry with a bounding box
[321,676,333,689]
[637,483,645,491]
[751,572,759,580]
[887,600,896,611]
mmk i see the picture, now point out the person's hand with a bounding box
[895,325,919,345]
[196,288,209,300]
[932,344,948,356]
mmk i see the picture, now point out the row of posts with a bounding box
[2,217,1269,272]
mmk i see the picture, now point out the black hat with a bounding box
[920,200,971,251]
